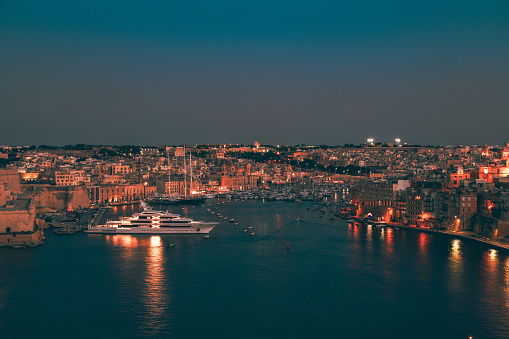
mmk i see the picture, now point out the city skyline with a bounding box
[1,1,509,146]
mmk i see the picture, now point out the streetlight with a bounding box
[143,181,148,199]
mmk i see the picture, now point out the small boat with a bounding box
[243,229,248,233]
[204,235,210,239]
[250,232,255,236]
[230,219,235,222]
[247,226,252,230]
[233,223,238,226]
[223,217,228,220]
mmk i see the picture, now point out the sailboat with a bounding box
[145,152,179,204]
[177,146,206,204]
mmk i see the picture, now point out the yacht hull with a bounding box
[85,223,217,234]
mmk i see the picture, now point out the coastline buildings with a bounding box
[5,141,509,246]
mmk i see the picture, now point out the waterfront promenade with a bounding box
[383,223,509,252]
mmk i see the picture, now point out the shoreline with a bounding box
[336,212,509,252]
[382,222,509,252]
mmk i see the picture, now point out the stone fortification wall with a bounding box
[0,182,6,207]
[0,200,36,233]
[0,167,21,192]
[0,230,44,247]
[34,186,90,211]
[497,220,509,239]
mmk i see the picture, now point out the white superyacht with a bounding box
[85,203,218,234]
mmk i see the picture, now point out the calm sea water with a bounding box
[1,198,509,339]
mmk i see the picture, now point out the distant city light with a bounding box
[395,138,401,146]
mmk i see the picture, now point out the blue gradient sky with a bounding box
[1,1,509,146]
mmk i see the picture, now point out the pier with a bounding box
[53,208,107,235]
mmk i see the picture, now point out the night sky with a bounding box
[1,1,509,146]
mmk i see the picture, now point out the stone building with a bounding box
[0,166,21,192]
[448,190,477,231]
[220,175,258,191]
[0,168,44,247]
[87,183,156,204]
[32,186,91,212]
[354,180,394,221]
[0,182,6,207]
[155,179,188,195]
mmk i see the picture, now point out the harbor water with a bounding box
[1,198,509,338]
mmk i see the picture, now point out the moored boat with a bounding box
[85,203,218,235]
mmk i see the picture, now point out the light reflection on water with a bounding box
[504,258,509,308]
[141,236,171,336]
[104,234,173,336]
[109,234,139,252]
[480,248,499,290]
[417,233,429,272]
[352,223,360,240]
[447,239,464,292]
[366,224,373,241]
[418,232,429,252]
[385,227,394,255]
[487,248,498,271]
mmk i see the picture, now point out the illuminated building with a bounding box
[447,167,470,188]
[354,180,393,221]
[87,184,156,204]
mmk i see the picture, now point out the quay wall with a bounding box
[0,202,36,233]
[33,186,90,211]
[384,223,509,253]
[0,230,44,247]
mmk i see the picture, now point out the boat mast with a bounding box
[190,151,193,195]
[184,145,187,198]
[167,151,171,195]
